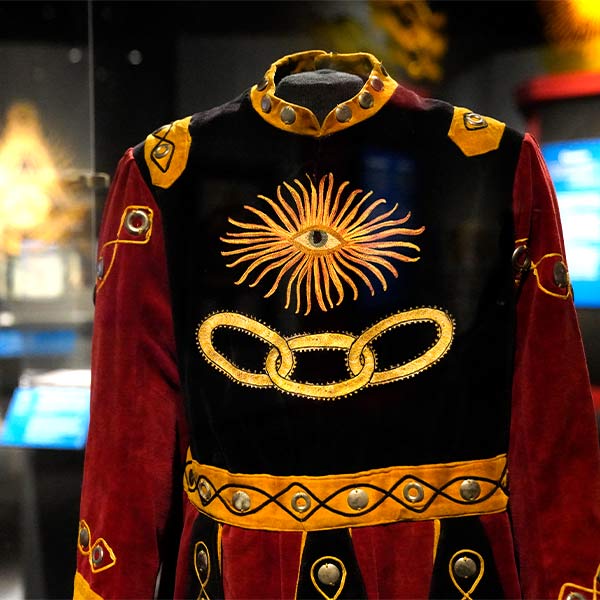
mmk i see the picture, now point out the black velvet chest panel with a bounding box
[134,90,523,476]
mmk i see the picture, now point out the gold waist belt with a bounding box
[183,450,508,532]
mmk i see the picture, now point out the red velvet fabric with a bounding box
[509,133,600,598]
[220,527,303,599]
[173,495,201,600]
[479,513,521,599]
[76,150,189,598]
[352,521,435,599]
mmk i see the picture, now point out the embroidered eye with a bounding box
[292,228,343,252]
[221,173,425,315]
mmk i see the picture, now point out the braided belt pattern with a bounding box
[184,451,508,531]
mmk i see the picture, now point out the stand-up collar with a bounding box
[250,50,398,137]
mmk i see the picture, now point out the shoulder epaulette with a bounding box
[448,107,505,157]
[143,115,192,189]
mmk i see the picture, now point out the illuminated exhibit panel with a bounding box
[542,138,600,308]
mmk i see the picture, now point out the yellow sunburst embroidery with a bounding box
[221,173,425,315]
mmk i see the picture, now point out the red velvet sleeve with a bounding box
[510,133,600,599]
[73,149,188,599]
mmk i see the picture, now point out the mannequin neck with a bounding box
[275,69,365,123]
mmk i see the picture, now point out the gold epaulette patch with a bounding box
[144,115,192,189]
[448,107,505,157]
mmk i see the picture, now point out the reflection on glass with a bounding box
[0,101,92,308]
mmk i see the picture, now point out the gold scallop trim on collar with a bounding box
[250,50,398,138]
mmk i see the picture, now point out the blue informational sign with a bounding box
[0,385,90,450]
[0,329,76,358]
[542,139,600,308]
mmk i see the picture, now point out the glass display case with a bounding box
[0,4,101,599]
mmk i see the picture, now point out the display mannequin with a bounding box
[276,69,364,122]
[74,50,600,600]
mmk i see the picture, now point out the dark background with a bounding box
[0,0,548,174]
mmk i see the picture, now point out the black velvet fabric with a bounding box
[186,515,224,600]
[296,529,367,600]
[134,84,522,477]
[276,69,364,123]
[429,517,504,599]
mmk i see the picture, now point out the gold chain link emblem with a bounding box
[197,308,454,399]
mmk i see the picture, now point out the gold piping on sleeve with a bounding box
[557,562,600,600]
[95,205,154,293]
[531,252,572,300]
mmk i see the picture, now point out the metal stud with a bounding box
[459,479,481,502]
[125,209,150,236]
[553,260,569,288]
[91,545,104,567]
[347,488,369,511]
[358,91,374,109]
[512,245,531,273]
[317,562,341,586]
[199,478,213,502]
[232,490,251,512]
[464,112,488,130]
[335,105,352,123]
[152,142,171,159]
[196,547,209,578]
[566,593,587,600]
[291,491,312,513]
[96,256,104,280]
[280,106,296,125]
[370,76,384,92]
[256,77,268,91]
[261,95,272,114]
[78,526,90,549]
[453,556,477,579]
[403,481,425,503]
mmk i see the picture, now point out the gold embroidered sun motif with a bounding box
[221,173,425,315]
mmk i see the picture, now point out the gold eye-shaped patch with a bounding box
[221,173,425,315]
[292,227,343,253]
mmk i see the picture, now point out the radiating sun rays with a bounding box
[220,173,425,315]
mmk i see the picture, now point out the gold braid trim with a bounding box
[184,450,508,532]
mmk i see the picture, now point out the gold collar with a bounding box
[250,50,398,138]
